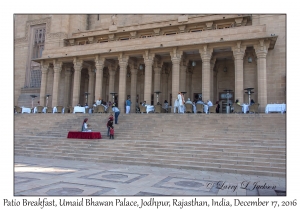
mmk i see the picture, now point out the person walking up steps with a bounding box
[109,126,114,139]
[112,104,120,124]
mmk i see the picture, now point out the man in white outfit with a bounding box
[207,100,213,106]
[173,98,179,113]
[177,92,184,113]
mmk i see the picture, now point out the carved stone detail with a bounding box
[153,28,160,36]
[178,25,186,33]
[235,18,243,27]
[205,22,214,30]
[108,34,115,41]
[130,31,137,39]
[87,37,94,44]
[69,39,75,46]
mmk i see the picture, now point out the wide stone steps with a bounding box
[14,113,286,177]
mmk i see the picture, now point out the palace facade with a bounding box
[14,14,286,112]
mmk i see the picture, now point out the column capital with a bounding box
[153,56,162,68]
[170,47,183,60]
[95,55,105,66]
[199,44,213,62]
[232,41,246,60]
[118,52,129,66]
[73,57,83,70]
[254,39,270,58]
[53,61,62,73]
[171,57,181,65]
[41,65,49,74]
[143,50,155,63]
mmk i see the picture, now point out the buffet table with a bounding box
[146,105,155,113]
[265,104,286,114]
[242,104,249,114]
[67,131,101,139]
[21,107,32,113]
[73,106,86,113]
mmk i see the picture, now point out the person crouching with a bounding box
[82,118,91,132]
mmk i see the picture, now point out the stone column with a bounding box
[52,60,62,107]
[94,55,105,101]
[170,47,182,106]
[129,62,138,113]
[179,56,188,93]
[72,58,83,106]
[254,39,270,112]
[199,45,213,102]
[108,63,117,102]
[161,66,169,103]
[233,41,246,104]
[64,66,72,107]
[210,57,216,101]
[153,56,162,103]
[88,66,95,106]
[170,47,183,104]
[118,53,129,113]
[39,62,49,107]
[143,50,155,105]
[186,66,193,100]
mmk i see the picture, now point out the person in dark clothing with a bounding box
[216,101,220,113]
[107,120,113,137]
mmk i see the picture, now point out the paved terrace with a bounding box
[15,155,285,196]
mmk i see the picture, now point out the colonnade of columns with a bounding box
[39,40,270,113]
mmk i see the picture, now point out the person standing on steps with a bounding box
[107,119,113,137]
[126,97,131,114]
[178,92,184,113]
[109,126,114,139]
[112,104,120,124]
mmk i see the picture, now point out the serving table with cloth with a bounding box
[53,107,65,113]
[73,106,86,113]
[34,107,47,113]
[145,105,155,113]
[21,107,31,113]
[265,104,286,114]
[242,104,249,114]
[67,131,101,139]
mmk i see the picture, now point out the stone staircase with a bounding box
[14,112,286,177]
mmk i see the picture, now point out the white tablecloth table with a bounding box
[33,107,47,113]
[73,106,86,113]
[265,104,286,113]
[21,107,31,113]
[52,107,65,113]
[146,105,154,113]
[242,104,249,114]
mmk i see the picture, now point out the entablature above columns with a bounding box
[38,24,272,60]
[33,36,277,69]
